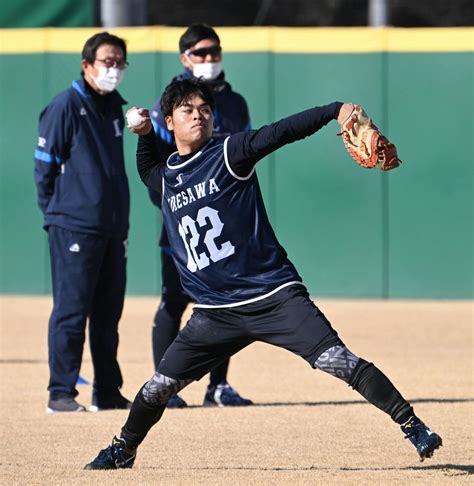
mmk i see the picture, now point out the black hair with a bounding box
[179,23,220,53]
[160,78,216,118]
[81,31,127,63]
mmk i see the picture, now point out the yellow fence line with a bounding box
[0,26,472,54]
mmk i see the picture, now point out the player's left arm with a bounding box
[226,102,346,177]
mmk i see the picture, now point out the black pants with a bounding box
[158,284,342,381]
[47,225,126,400]
[152,250,230,386]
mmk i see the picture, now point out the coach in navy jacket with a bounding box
[34,32,131,413]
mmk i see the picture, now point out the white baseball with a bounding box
[127,108,146,128]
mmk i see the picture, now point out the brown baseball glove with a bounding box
[338,104,401,171]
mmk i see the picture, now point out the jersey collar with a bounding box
[166,139,214,170]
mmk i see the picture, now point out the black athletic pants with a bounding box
[158,284,341,380]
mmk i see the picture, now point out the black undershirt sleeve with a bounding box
[148,136,177,208]
[136,128,165,198]
[226,102,343,177]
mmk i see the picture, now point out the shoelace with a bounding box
[221,386,237,398]
[97,447,113,459]
[403,424,421,440]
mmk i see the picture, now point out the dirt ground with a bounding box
[0,296,472,485]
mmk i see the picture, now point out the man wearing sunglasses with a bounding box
[34,32,132,413]
[148,24,252,408]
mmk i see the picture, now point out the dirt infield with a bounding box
[0,296,472,485]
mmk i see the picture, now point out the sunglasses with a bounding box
[185,45,222,58]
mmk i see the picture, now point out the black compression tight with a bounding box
[121,387,166,450]
[315,345,413,424]
[121,373,193,449]
[348,359,414,424]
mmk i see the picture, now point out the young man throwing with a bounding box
[85,79,442,469]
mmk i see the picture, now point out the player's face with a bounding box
[166,95,214,154]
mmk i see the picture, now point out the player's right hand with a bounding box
[126,107,152,135]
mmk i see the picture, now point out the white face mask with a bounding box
[191,61,223,81]
[91,66,124,92]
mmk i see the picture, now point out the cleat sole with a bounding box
[419,441,443,462]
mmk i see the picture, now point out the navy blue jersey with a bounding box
[138,102,342,307]
[161,138,302,307]
[34,77,130,237]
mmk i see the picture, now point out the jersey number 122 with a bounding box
[178,206,235,272]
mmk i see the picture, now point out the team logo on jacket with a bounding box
[113,119,122,137]
[80,107,87,116]
[69,243,80,253]
[37,137,46,148]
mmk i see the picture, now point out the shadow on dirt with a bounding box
[185,397,473,409]
[340,463,473,475]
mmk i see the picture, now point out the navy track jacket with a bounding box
[34,77,130,237]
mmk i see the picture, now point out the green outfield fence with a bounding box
[0,0,94,28]
[0,27,472,298]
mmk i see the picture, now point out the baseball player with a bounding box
[84,79,442,469]
[148,23,252,408]
[34,32,131,413]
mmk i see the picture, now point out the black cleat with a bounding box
[89,393,132,412]
[401,416,443,461]
[203,383,253,407]
[167,394,188,409]
[84,436,136,470]
[46,397,86,413]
